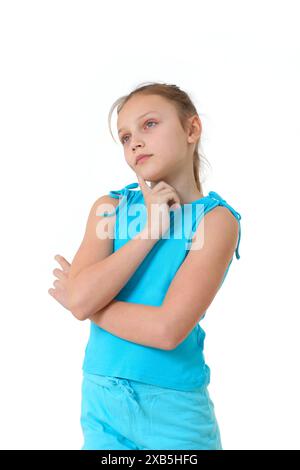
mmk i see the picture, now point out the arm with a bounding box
[51,207,237,349]
[70,225,158,321]
[160,206,240,349]
[84,206,238,351]
[88,300,170,350]
[73,206,238,351]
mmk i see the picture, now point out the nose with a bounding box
[132,143,144,163]
[131,133,145,150]
[132,142,143,152]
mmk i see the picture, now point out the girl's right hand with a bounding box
[136,174,181,239]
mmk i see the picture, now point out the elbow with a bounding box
[67,281,97,321]
[66,280,81,321]
[165,334,179,351]
[159,307,179,350]
[68,289,89,321]
[160,320,178,350]
[70,301,88,321]
[68,281,108,321]
[162,325,186,350]
[70,298,104,322]
[163,336,178,350]
[164,341,176,351]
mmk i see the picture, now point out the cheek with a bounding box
[160,129,183,154]
[152,155,180,177]
[124,156,133,167]
[160,142,183,166]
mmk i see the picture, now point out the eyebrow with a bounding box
[118,111,158,134]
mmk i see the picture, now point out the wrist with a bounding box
[135,226,160,244]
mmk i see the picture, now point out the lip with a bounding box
[135,154,152,165]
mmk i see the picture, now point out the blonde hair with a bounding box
[108,81,211,193]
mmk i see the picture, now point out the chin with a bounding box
[136,164,169,182]
[139,171,165,184]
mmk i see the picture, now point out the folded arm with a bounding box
[67,194,158,321]
[88,300,171,350]
[87,206,239,351]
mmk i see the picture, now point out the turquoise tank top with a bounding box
[82,182,242,391]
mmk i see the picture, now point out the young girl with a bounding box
[49,82,242,450]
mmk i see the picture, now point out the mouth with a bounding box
[136,154,152,165]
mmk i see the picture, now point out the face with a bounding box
[117,94,198,184]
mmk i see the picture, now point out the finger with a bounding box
[156,188,181,205]
[53,268,68,280]
[171,202,181,210]
[151,181,173,193]
[165,195,181,209]
[136,174,151,193]
[48,288,63,303]
[54,255,71,272]
[48,288,57,298]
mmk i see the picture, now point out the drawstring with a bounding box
[110,377,140,410]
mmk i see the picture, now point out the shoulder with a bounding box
[94,194,121,209]
[191,205,239,259]
[90,182,140,218]
[87,194,121,221]
[69,195,119,282]
[205,205,239,236]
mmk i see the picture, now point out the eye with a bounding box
[145,120,157,129]
[120,120,158,144]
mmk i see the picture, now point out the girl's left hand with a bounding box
[48,254,74,313]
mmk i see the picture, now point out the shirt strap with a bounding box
[208,191,242,260]
[98,182,139,217]
[108,182,139,199]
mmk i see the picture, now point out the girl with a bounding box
[49,82,242,450]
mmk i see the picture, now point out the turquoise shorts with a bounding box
[80,372,223,450]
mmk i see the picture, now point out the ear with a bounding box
[187,114,202,143]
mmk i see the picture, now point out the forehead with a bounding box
[117,94,173,131]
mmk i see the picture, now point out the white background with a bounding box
[0,0,299,450]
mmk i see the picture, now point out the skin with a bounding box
[49,255,74,315]
[49,94,204,315]
[48,94,239,350]
[117,93,204,204]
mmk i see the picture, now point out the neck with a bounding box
[150,172,203,205]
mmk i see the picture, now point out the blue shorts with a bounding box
[80,372,223,450]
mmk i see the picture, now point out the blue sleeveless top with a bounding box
[81,182,242,391]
